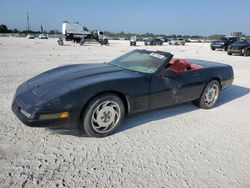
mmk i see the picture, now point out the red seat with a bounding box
[168,59,188,72]
[168,59,202,72]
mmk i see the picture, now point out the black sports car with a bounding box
[12,50,234,137]
[227,40,250,56]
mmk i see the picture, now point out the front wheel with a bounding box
[244,48,250,56]
[193,80,221,109]
[81,93,125,137]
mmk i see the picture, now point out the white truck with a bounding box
[60,21,108,45]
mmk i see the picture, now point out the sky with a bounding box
[0,0,250,35]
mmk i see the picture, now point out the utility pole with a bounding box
[26,12,30,32]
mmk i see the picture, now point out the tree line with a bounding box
[0,24,61,34]
[0,24,248,40]
[103,31,229,40]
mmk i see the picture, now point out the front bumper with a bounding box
[11,82,80,130]
[228,48,242,54]
[11,99,79,130]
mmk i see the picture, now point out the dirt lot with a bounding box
[0,37,250,188]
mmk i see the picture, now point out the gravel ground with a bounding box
[0,37,250,188]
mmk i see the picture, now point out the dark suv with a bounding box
[210,37,238,51]
[144,38,163,46]
[227,40,250,56]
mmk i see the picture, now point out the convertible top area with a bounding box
[168,59,202,73]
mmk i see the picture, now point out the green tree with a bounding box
[13,28,19,33]
[0,24,9,33]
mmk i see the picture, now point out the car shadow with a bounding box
[216,84,250,106]
[47,84,250,137]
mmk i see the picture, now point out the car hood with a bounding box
[230,43,248,47]
[27,63,127,98]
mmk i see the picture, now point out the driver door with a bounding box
[149,69,205,109]
[149,73,177,110]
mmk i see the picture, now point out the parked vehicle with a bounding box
[130,36,137,46]
[169,38,185,45]
[39,34,48,39]
[12,50,234,137]
[227,40,250,56]
[144,38,163,46]
[26,34,35,39]
[61,21,108,45]
[157,37,165,42]
[210,37,238,51]
[62,21,91,42]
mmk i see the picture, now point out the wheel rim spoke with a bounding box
[204,84,219,106]
[91,100,121,134]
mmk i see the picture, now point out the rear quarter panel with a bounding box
[189,59,234,89]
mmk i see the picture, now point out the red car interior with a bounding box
[168,59,202,73]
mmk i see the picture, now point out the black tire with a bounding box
[211,47,215,51]
[227,52,232,55]
[57,39,63,46]
[193,80,221,109]
[244,48,250,56]
[79,39,84,46]
[81,93,125,137]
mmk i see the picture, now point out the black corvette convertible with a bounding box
[12,50,234,137]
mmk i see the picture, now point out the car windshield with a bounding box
[109,50,169,74]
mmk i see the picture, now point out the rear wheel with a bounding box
[81,93,125,137]
[193,80,221,109]
[244,48,250,56]
[211,47,215,51]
